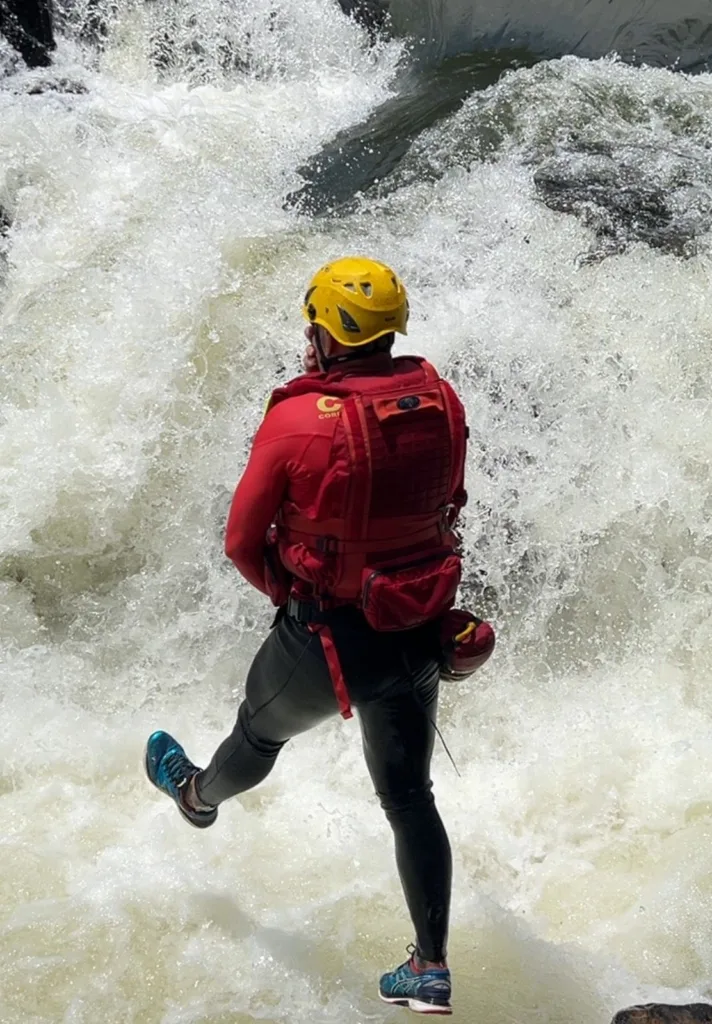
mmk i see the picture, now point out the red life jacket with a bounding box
[266,356,468,719]
[268,355,467,601]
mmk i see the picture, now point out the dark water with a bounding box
[3,0,712,244]
[384,0,712,69]
[290,0,712,223]
[289,48,540,214]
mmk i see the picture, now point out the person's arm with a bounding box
[224,413,295,595]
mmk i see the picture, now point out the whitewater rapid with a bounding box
[2,3,712,1022]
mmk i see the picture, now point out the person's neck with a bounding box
[324,351,394,377]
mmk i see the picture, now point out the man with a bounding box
[145,256,470,1015]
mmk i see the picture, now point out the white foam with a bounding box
[2,13,712,1022]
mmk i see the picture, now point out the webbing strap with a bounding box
[282,519,444,555]
[341,396,371,543]
[440,381,465,504]
[308,623,353,720]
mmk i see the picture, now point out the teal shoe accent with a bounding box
[144,730,217,829]
[379,948,452,1015]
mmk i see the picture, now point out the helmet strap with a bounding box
[313,332,358,371]
[313,332,333,372]
[314,331,389,372]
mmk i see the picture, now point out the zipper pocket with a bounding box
[361,550,454,607]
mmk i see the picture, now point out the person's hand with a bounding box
[302,325,319,373]
[302,344,318,373]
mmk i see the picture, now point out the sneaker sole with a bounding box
[143,747,217,830]
[379,994,452,1015]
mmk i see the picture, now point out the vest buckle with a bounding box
[316,535,340,554]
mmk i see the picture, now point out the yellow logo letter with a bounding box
[316,395,343,414]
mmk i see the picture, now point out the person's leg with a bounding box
[195,614,338,806]
[146,614,340,823]
[357,661,452,964]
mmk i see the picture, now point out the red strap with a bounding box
[440,380,466,505]
[341,396,371,542]
[282,517,443,554]
[308,623,353,720]
[420,359,440,384]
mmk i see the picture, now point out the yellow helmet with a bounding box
[302,256,409,347]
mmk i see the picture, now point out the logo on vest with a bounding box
[398,395,421,410]
[316,395,343,418]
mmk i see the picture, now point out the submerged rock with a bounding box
[612,1005,712,1023]
[533,143,712,262]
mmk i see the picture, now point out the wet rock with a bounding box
[0,68,88,94]
[336,0,389,42]
[287,49,536,215]
[0,0,55,68]
[0,204,11,291]
[612,1005,712,1023]
[26,76,88,95]
[145,4,276,79]
[533,145,712,261]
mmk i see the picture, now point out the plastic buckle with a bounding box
[316,535,339,554]
[287,596,309,622]
[288,595,331,624]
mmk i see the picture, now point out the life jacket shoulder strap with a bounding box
[265,356,438,414]
[340,393,372,543]
[438,378,467,506]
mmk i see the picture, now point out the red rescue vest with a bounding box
[268,356,467,600]
[266,356,468,719]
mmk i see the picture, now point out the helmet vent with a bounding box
[343,281,357,292]
[360,283,372,296]
[338,306,361,333]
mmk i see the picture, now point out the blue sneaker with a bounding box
[144,730,217,829]
[379,948,452,1015]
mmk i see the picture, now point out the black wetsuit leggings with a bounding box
[196,609,452,963]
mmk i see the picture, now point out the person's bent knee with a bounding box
[378,783,435,818]
[195,705,287,806]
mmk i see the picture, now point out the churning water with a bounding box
[2,2,712,1021]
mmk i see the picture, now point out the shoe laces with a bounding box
[162,749,193,789]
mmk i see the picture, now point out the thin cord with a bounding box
[410,666,462,778]
[432,718,462,779]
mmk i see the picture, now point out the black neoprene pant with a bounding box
[196,609,452,962]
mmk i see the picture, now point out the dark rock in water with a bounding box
[71,0,114,48]
[25,76,88,95]
[533,145,712,261]
[0,205,10,289]
[145,4,275,79]
[336,0,389,41]
[288,49,538,215]
[612,1005,712,1023]
[292,0,712,217]
[0,0,54,68]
